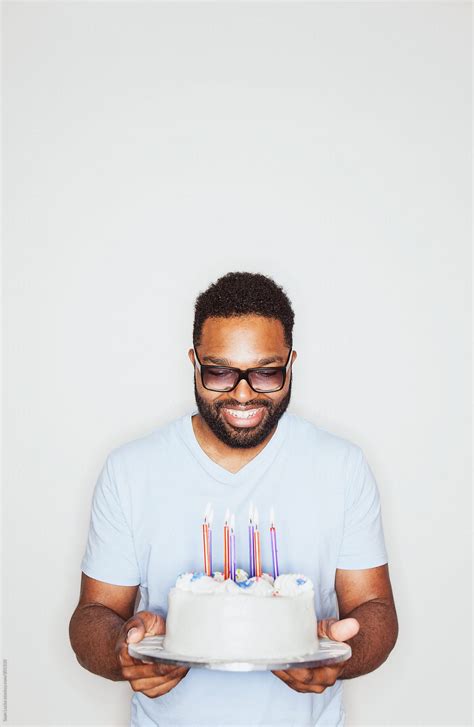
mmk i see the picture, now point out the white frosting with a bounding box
[164,570,319,660]
[222,578,242,595]
[175,572,217,593]
[273,573,314,596]
[242,576,274,597]
[175,571,311,597]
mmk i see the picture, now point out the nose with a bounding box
[232,378,255,402]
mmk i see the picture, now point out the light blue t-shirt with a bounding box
[81,410,388,727]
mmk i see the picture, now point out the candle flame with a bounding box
[248,501,254,523]
[230,512,235,531]
[270,506,275,528]
[253,505,259,528]
[208,507,214,528]
[204,502,212,522]
[224,507,230,525]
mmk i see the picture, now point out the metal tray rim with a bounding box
[128,635,351,671]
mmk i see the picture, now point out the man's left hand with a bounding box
[272,617,359,693]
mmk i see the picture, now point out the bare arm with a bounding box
[273,564,398,693]
[69,573,139,681]
[69,572,189,696]
[336,564,398,679]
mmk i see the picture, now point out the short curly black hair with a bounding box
[193,271,294,349]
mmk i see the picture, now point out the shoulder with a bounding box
[105,414,187,473]
[285,411,364,469]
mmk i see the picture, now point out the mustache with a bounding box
[215,400,271,410]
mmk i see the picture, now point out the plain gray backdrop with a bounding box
[3,1,471,725]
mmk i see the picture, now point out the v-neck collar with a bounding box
[177,409,290,485]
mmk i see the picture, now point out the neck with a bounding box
[191,413,278,474]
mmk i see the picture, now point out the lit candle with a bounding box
[230,513,236,581]
[224,507,230,579]
[208,506,214,576]
[253,506,262,578]
[248,502,255,577]
[270,505,279,579]
[202,503,211,576]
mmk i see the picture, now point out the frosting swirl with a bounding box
[273,574,314,596]
[174,570,313,597]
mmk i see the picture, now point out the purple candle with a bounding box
[248,502,255,577]
[270,506,279,579]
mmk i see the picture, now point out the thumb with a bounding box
[318,617,359,643]
[126,611,166,643]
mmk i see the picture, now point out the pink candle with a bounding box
[248,502,255,577]
[270,506,279,579]
[253,506,262,578]
[208,507,214,575]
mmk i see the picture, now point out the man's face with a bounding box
[189,315,296,449]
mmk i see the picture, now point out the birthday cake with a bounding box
[163,570,319,660]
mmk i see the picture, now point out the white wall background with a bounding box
[3,1,471,725]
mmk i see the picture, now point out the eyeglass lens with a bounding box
[202,367,284,392]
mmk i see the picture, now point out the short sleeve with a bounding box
[80,456,141,586]
[337,447,388,570]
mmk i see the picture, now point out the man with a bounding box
[69,271,398,726]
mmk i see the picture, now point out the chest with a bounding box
[130,450,346,618]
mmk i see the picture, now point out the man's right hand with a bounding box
[115,610,189,698]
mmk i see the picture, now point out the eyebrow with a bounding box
[202,355,285,366]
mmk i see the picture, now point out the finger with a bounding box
[142,673,187,698]
[272,669,294,685]
[272,670,301,691]
[131,671,188,698]
[283,667,314,684]
[274,666,339,691]
[290,666,339,688]
[154,664,189,678]
[117,611,167,667]
[272,670,326,694]
[118,643,149,668]
[122,663,187,681]
[327,617,359,642]
[317,618,338,638]
[126,611,166,643]
[118,634,150,667]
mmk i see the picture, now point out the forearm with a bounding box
[338,598,398,679]
[69,603,125,681]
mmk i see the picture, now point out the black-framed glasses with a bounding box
[193,347,293,393]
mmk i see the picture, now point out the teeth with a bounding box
[224,408,261,419]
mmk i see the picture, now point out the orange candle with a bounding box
[202,522,210,575]
[202,503,212,576]
[208,507,214,575]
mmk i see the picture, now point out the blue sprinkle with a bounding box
[237,580,253,589]
[191,572,205,581]
[296,578,307,586]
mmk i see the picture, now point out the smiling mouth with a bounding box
[221,406,267,428]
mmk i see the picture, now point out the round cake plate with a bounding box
[128,636,351,672]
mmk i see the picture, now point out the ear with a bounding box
[291,350,297,364]
[188,348,195,366]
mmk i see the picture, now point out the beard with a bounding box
[193,376,292,449]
